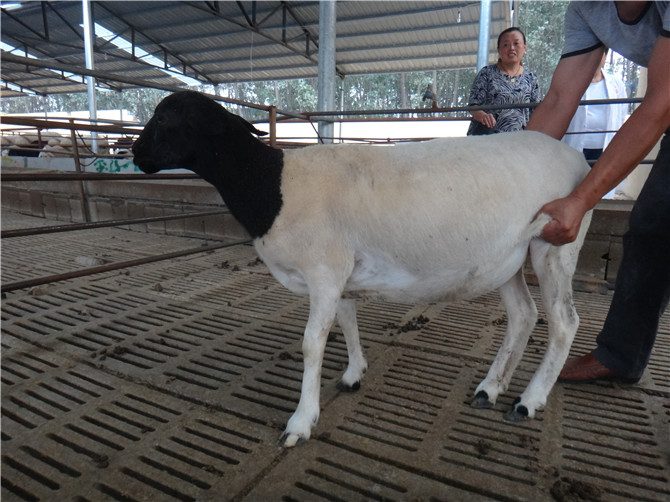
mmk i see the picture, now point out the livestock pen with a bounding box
[2,105,668,501]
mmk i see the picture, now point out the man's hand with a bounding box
[539,194,591,246]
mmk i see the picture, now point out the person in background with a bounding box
[562,50,628,198]
[527,2,670,384]
[467,27,542,135]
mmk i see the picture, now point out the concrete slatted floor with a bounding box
[2,212,669,502]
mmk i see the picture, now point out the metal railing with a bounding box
[1,239,252,294]
[1,97,650,294]
[1,115,254,294]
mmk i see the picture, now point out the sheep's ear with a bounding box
[190,103,268,138]
[233,115,268,136]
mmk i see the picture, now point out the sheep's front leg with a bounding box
[335,299,368,391]
[280,286,341,448]
[473,268,537,409]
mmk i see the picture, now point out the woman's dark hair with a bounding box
[497,27,526,47]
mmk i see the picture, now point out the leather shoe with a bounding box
[558,353,639,384]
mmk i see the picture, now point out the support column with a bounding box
[82,0,98,153]
[477,0,492,71]
[317,1,336,143]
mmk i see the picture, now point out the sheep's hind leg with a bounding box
[335,298,368,392]
[505,238,581,421]
[472,268,537,409]
[280,283,341,448]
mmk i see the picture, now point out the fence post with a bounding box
[70,119,91,223]
[269,106,277,148]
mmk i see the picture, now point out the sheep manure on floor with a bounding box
[132,91,592,448]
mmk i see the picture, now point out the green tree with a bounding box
[516,1,639,107]
[516,0,570,94]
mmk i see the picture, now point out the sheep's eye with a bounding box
[155,115,168,126]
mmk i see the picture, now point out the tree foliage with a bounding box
[1,87,170,123]
[516,0,569,94]
[516,0,639,100]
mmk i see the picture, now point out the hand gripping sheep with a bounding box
[133,91,592,448]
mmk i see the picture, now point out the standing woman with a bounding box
[562,50,628,199]
[562,50,628,163]
[467,27,542,135]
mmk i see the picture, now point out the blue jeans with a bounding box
[593,129,670,379]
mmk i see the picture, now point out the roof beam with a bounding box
[95,2,215,86]
[170,23,483,62]
[1,78,46,96]
[257,2,283,28]
[327,2,473,25]
[282,1,320,50]
[190,0,344,78]
[1,6,48,42]
[235,1,255,28]
[1,52,274,112]
[334,20,482,42]
[1,4,121,93]
[46,1,84,42]
[40,1,49,41]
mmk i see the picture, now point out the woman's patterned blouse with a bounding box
[467,64,542,135]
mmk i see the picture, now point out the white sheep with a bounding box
[132,91,592,448]
[39,144,70,158]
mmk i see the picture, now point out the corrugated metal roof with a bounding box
[1,1,510,98]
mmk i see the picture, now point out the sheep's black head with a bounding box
[132,90,267,175]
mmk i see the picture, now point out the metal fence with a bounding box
[1,97,650,294]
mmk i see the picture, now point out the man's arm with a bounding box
[526,47,604,139]
[533,36,670,245]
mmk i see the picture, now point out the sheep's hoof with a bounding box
[279,431,307,448]
[336,380,361,392]
[471,390,493,409]
[503,400,530,422]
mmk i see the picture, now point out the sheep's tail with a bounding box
[523,213,553,241]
